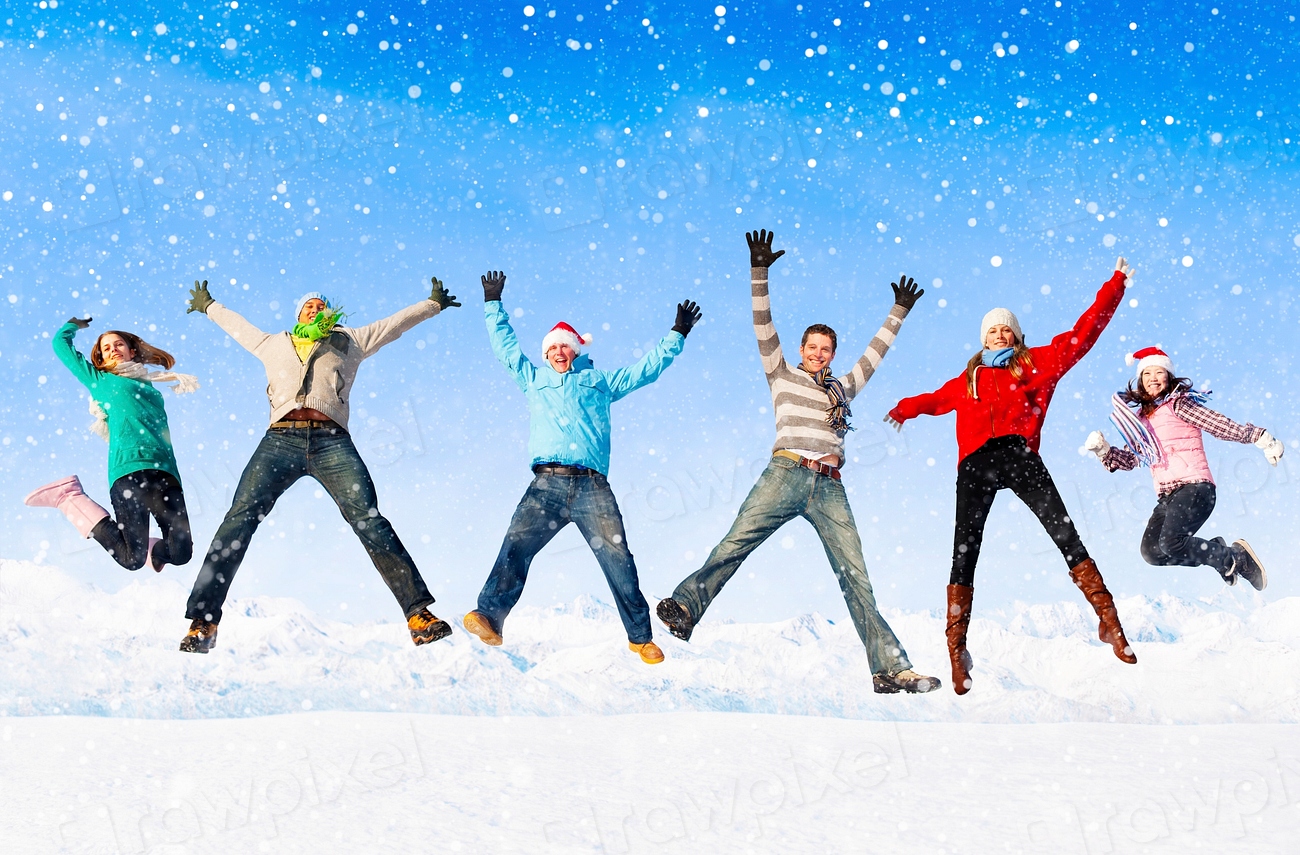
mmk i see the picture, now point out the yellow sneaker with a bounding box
[629,641,665,665]
[462,610,503,646]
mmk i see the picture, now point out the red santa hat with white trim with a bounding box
[1126,346,1174,379]
[542,321,593,357]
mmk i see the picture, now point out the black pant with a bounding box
[951,436,1088,587]
[1140,482,1233,578]
[91,470,193,571]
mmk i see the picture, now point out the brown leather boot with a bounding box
[1068,558,1137,664]
[945,584,975,695]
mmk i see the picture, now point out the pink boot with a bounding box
[147,537,164,572]
[23,475,110,539]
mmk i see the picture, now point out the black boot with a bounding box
[1230,540,1268,591]
[656,598,694,641]
[179,618,218,654]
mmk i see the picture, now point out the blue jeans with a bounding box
[186,426,433,624]
[671,455,911,674]
[476,470,652,643]
[1141,482,1233,578]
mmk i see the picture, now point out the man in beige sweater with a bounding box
[178,278,459,653]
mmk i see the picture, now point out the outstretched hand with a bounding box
[745,229,785,269]
[187,280,214,314]
[672,299,702,337]
[429,276,461,309]
[1084,430,1111,461]
[67,316,93,329]
[481,270,506,303]
[1115,256,1135,285]
[891,274,924,310]
[884,412,904,432]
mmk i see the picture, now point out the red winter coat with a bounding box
[889,271,1126,464]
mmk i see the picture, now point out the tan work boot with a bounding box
[462,610,503,646]
[629,641,665,664]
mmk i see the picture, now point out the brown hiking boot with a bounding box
[179,618,218,654]
[629,641,665,664]
[462,610,503,646]
[656,598,694,641]
[1069,558,1137,664]
[872,669,941,694]
[946,584,975,695]
[408,609,452,646]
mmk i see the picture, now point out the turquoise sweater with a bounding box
[52,323,181,488]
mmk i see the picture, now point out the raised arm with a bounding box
[747,229,787,382]
[348,276,459,356]
[604,300,698,401]
[838,274,923,401]
[482,271,536,391]
[187,280,275,355]
[1084,430,1140,472]
[1170,397,1265,445]
[1044,259,1132,375]
[887,373,967,427]
[51,318,103,388]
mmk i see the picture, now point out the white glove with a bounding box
[1115,256,1135,286]
[1084,430,1110,461]
[1255,430,1284,466]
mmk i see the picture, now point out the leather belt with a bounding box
[774,449,842,480]
[532,463,602,478]
[270,419,341,430]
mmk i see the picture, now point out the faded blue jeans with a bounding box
[476,469,652,643]
[671,455,911,675]
[186,425,434,624]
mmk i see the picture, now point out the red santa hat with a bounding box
[542,321,593,357]
[1125,346,1174,379]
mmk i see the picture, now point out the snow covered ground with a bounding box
[2,559,1299,853]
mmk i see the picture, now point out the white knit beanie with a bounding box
[1126,346,1174,379]
[979,308,1023,346]
[541,321,593,357]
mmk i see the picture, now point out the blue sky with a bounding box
[2,0,1297,626]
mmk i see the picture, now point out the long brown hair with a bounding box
[965,343,1034,397]
[1121,372,1193,418]
[90,330,176,370]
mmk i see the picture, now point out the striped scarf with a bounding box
[1109,388,1211,467]
[802,364,853,436]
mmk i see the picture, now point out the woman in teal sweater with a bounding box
[24,317,198,572]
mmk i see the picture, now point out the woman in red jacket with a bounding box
[887,258,1137,695]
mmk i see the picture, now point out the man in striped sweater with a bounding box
[657,229,939,694]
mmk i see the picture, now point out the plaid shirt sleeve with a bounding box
[1102,446,1140,472]
[1171,396,1265,444]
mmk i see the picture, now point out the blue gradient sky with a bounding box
[2,1,1297,626]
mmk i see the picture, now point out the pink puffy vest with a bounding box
[1146,400,1214,493]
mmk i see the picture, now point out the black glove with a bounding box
[672,300,702,337]
[187,280,214,314]
[481,270,506,302]
[745,229,786,269]
[67,316,92,329]
[891,274,924,310]
[429,276,461,309]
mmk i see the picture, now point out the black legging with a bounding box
[91,469,193,571]
[1141,482,1234,579]
[951,436,1088,586]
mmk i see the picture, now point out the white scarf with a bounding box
[89,361,201,441]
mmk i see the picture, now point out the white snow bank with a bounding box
[1,559,1293,724]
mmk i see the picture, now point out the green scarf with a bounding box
[291,307,344,341]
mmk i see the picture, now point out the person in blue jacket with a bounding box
[462,270,701,665]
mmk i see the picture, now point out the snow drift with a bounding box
[1,559,1294,724]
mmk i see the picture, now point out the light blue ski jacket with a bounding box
[486,301,685,476]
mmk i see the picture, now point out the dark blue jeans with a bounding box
[1141,482,1233,578]
[476,470,652,643]
[186,426,433,624]
[91,469,192,571]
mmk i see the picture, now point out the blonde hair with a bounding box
[965,342,1033,397]
[90,330,176,370]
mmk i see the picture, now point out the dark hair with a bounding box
[91,330,176,370]
[1121,370,1193,418]
[964,337,1034,398]
[800,324,837,352]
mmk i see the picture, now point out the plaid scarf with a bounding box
[801,364,853,436]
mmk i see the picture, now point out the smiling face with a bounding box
[298,298,327,325]
[799,333,836,374]
[546,343,577,374]
[983,324,1018,350]
[1140,366,1170,398]
[97,333,136,369]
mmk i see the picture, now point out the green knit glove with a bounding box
[187,280,214,314]
[429,276,461,309]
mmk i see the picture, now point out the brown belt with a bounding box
[270,419,341,430]
[774,450,842,480]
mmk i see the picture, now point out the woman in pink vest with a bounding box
[1084,347,1282,590]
